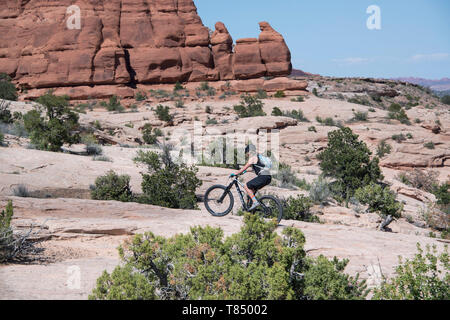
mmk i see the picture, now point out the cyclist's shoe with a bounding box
[248,201,261,211]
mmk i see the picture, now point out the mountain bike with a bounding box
[204,173,283,224]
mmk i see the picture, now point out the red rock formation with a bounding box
[0,0,292,89]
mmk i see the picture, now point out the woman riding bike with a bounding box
[230,144,272,211]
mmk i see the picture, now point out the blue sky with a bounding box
[194,0,450,79]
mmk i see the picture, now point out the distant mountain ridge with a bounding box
[392,77,450,91]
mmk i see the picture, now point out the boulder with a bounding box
[0,0,293,92]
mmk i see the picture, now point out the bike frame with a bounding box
[221,177,263,212]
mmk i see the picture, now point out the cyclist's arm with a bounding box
[234,156,258,176]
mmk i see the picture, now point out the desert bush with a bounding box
[318,127,383,202]
[233,95,266,118]
[205,118,218,125]
[86,143,103,156]
[308,126,317,133]
[424,142,435,150]
[372,244,449,300]
[376,139,392,158]
[440,95,450,105]
[348,96,372,106]
[199,137,240,170]
[274,90,286,98]
[283,109,309,122]
[316,116,337,127]
[101,96,125,113]
[0,100,13,123]
[282,195,318,222]
[134,147,202,209]
[255,89,268,99]
[90,213,367,300]
[174,81,184,92]
[13,185,30,197]
[304,255,368,300]
[23,92,80,152]
[355,183,403,231]
[135,91,147,101]
[291,96,305,102]
[404,169,438,193]
[352,111,368,122]
[1,200,42,263]
[433,183,449,206]
[0,132,3,146]
[273,163,302,189]
[391,134,406,143]
[0,73,18,101]
[309,177,331,205]
[90,170,133,202]
[388,103,410,125]
[271,107,283,116]
[155,105,173,122]
[142,124,161,145]
[420,203,449,232]
[197,82,215,96]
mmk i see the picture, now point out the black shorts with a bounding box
[247,175,272,192]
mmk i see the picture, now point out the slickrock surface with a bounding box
[0,0,291,90]
[0,196,447,300]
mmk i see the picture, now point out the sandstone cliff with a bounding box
[0,0,292,89]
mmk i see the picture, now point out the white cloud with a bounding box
[409,53,449,62]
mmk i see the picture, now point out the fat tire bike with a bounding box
[204,174,283,224]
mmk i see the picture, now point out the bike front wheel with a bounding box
[204,185,234,217]
[256,195,283,224]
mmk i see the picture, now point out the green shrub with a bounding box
[274,90,286,98]
[388,103,410,125]
[86,143,103,156]
[318,127,383,202]
[317,116,337,127]
[433,183,450,206]
[174,81,184,92]
[283,109,309,122]
[308,126,317,133]
[440,95,450,105]
[271,107,283,116]
[101,96,125,113]
[0,132,4,146]
[352,111,368,122]
[23,92,80,152]
[0,100,13,123]
[233,95,266,118]
[134,148,202,209]
[304,256,368,300]
[355,183,403,230]
[372,244,449,300]
[273,163,302,189]
[0,73,18,101]
[376,139,392,158]
[291,96,305,102]
[424,142,435,150]
[135,91,147,101]
[255,89,268,99]
[309,178,331,205]
[392,134,406,143]
[205,118,218,125]
[142,124,160,145]
[283,195,318,222]
[90,170,133,202]
[90,213,367,300]
[155,105,173,122]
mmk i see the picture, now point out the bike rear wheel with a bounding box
[204,185,234,217]
[256,195,283,224]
